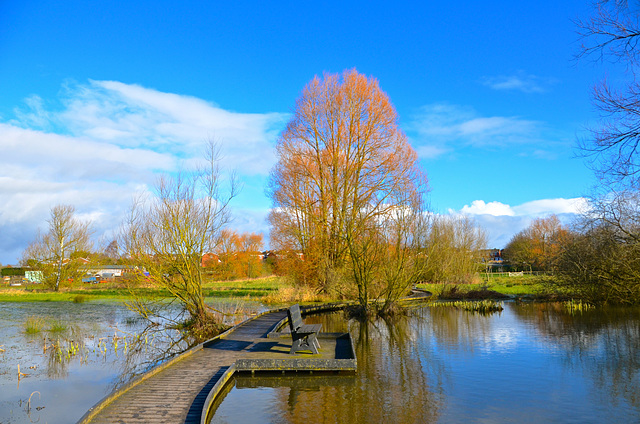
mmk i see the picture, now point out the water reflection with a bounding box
[418,306,499,354]
[212,311,442,423]
[348,315,442,423]
[211,303,640,423]
[109,322,205,390]
[511,303,640,412]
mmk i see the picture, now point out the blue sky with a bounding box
[0,0,608,264]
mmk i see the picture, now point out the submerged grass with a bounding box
[564,299,594,313]
[429,299,504,314]
[24,316,46,334]
[48,319,68,333]
[73,294,87,303]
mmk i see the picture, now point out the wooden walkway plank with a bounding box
[83,310,288,424]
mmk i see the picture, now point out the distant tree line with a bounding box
[203,229,271,280]
[502,207,640,305]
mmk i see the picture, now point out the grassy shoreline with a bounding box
[417,273,564,300]
[0,274,558,303]
[0,276,287,303]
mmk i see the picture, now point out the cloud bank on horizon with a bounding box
[0,81,586,264]
[455,198,588,248]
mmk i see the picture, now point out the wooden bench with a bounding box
[287,304,322,354]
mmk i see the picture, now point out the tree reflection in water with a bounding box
[108,323,198,390]
[37,321,205,388]
[211,310,443,424]
[0,300,265,424]
[511,303,640,411]
[420,302,510,357]
[30,320,198,386]
[211,304,640,423]
[111,299,264,390]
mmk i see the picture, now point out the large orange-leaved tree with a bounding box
[268,69,428,314]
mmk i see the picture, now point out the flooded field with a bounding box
[0,299,264,423]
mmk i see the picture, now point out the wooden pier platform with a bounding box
[236,333,356,372]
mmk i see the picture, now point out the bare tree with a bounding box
[371,198,433,315]
[120,141,238,337]
[555,221,640,304]
[419,214,487,284]
[104,240,120,262]
[571,2,640,304]
[577,1,640,188]
[268,69,429,314]
[22,205,93,291]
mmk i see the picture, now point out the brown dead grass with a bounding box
[261,285,329,304]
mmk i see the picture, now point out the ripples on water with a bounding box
[211,303,640,424]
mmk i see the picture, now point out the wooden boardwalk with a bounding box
[83,310,288,424]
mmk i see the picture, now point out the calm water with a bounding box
[210,303,640,423]
[0,299,264,424]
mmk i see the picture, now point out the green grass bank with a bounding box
[0,273,562,303]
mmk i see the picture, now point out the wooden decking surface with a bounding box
[86,310,287,424]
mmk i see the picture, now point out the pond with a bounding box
[210,302,640,423]
[0,299,264,424]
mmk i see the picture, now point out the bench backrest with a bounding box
[287,304,303,333]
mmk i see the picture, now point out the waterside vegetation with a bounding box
[0,276,285,302]
[2,273,559,305]
[427,299,504,314]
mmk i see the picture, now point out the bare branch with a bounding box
[576,2,640,188]
[119,139,238,338]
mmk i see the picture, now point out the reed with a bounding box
[27,391,41,412]
[24,316,45,334]
[17,364,29,379]
[261,285,328,304]
[48,319,67,333]
[564,299,594,313]
[428,300,504,314]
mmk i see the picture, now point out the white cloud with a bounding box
[456,198,588,217]
[0,80,287,264]
[512,198,589,216]
[481,72,553,94]
[408,103,543,158]
[450,197,588,248]
[459,200,515,216]
[413,143,449,159]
